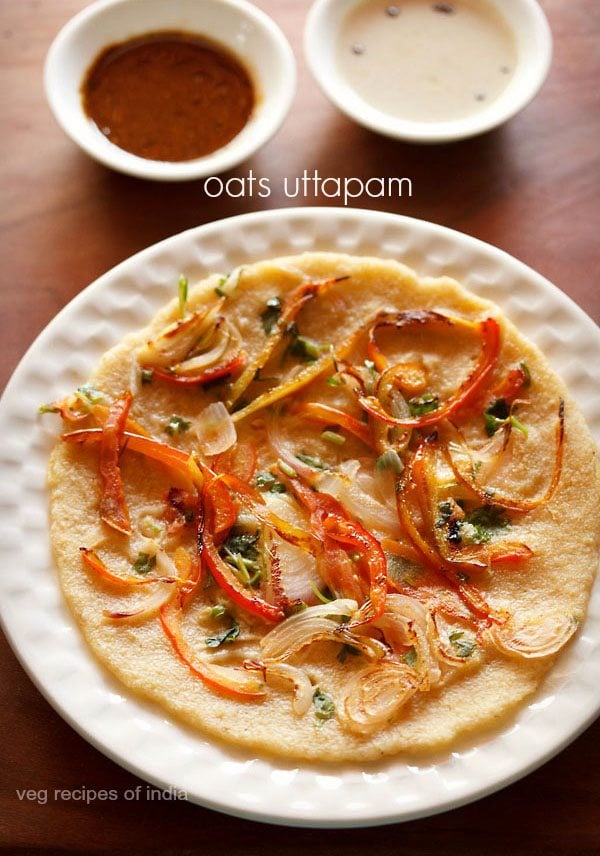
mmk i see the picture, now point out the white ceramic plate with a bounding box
[1,208,598,828]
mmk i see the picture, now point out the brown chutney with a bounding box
[81,31,255,162]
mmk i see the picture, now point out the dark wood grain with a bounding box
[1,0,599,852]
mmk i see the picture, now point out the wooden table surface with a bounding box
[1,0,598,852]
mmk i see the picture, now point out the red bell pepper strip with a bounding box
[80,547,178,586]
[360,313,501,429]
[285,476,387,625]
[203,533,285,623]
[159,599,266,698]
[203,478,285,623]
[99,392,133,534]
[145,351,246,386]
[490,366,528,405]
[212,440,257,483]
[292,401,374,448]
[63,428,193,481]
[395,443,504,623]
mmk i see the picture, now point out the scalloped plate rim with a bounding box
[0,207,598,828]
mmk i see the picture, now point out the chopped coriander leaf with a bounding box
[178,274,188,317]
[321,429,346,446]
[484,397,509,435]
[214,277,227,298]
[407,393,439,416]
[326,375,343,387]
[436,499,455,524]
[483,398,528,437]
[255,471,286,493]
[457,521,489,545]
[165,415,190,435]
[205,620,240,648]
[260,296,282,334]
[510,415,529,436]
[132,552,156,575]
[256,471,276,488]
[448,630,476,658]
[313,688,336,721]
[466,505,509,530]
[375,449,403,473]
[290,335,323,363]
[223,531,260,559]
[140,368,154,385]
[221,530,261,586]
[296,452,327,469]
[403,646,418,667]
[77,384,105,404]
[447,505,509,547]
[337,643,360,663]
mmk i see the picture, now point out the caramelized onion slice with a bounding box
[377,594,442,690]
[487,612,578,659]
[263,662,314,715]
[342,662,419,735]
[260,599,357,657]
[136,300,224,367]
[103,580,176,622]
[173,325,230,375]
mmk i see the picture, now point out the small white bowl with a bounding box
[45,0,296,180]
[304,0,552,143]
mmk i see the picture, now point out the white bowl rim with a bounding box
[304,0,553,143]
[44,0,297,181]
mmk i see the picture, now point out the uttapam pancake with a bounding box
[45,253,600,761]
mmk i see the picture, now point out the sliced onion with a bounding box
[102,547,183,622]
[376,594,442,689]
[264,662,314,715]
[315,459,401,539]
[260,599,358,659]
[341,662,419,735]
[487,612,577,659]
[260,599,390,662]
[263,494,320,603]
[136,302,223,367]
[266,414,320,480]
[272,535,321,604]
[103,580,176,622]
[194,402,236,455]
[173,325,230,375]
